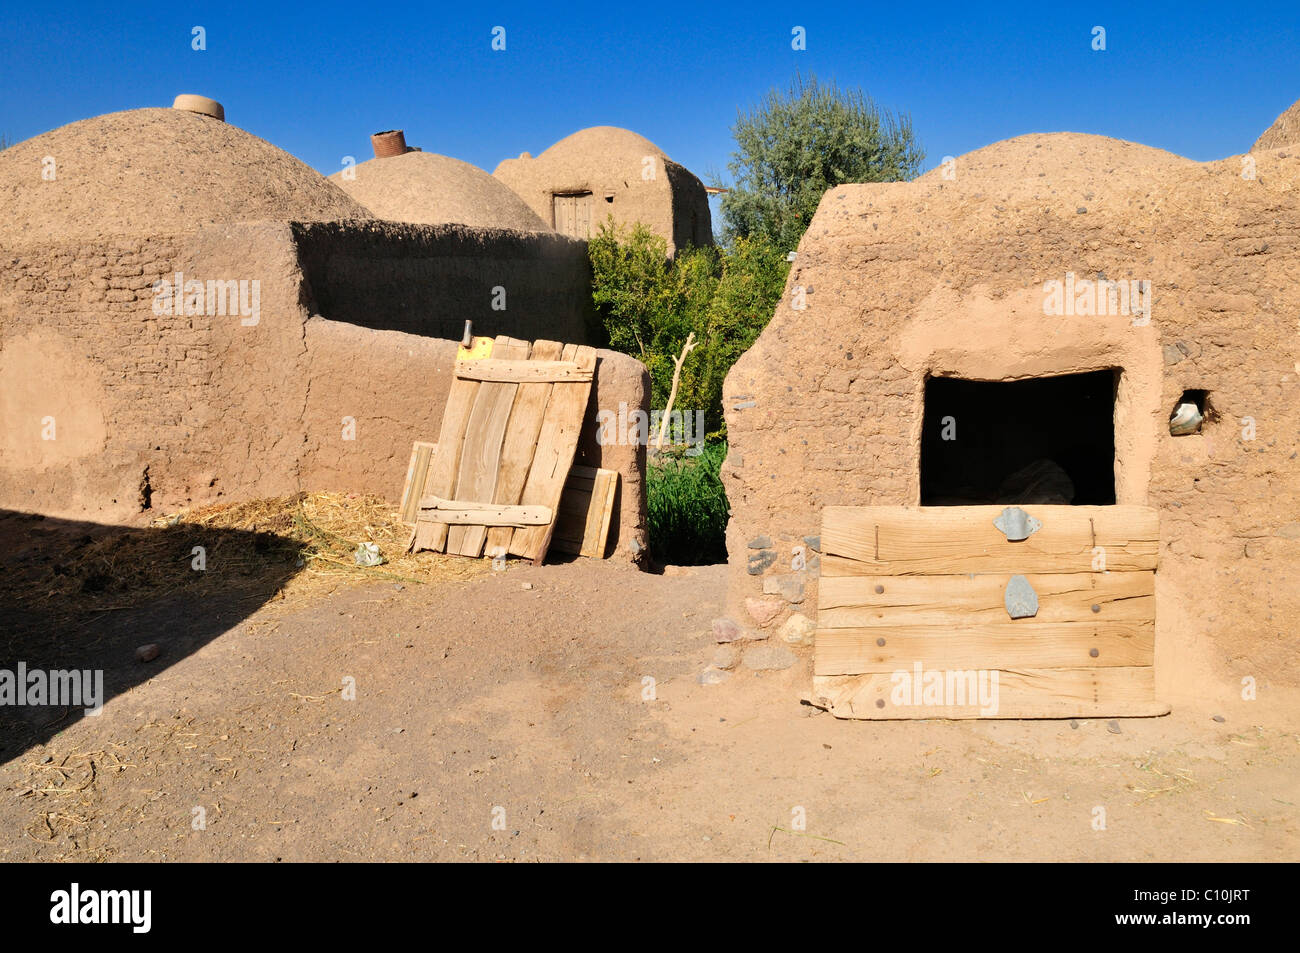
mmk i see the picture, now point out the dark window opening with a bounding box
[1169,388,1213,435]
[920,370,1118,506]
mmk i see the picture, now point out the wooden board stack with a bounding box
[405,336,602,564]
[811,504,1167,719]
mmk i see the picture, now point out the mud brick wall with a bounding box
[0,235,198,518]
[291,221,595,345]
[1,221,648,559]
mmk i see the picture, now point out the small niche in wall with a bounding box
[1169,389,1214,436]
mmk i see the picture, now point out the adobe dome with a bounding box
[913,132,1193,192]
[538,126,668,161]
[329,151,550,231]
[1254,98,1300,151]
[0,108,372,244]
[806,133,1201,254]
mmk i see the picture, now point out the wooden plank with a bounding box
[574,193,592,237]
[811,667,1168,720]
[582,468,617,557]
[399,441,438,524]
[818,571,1154,628]
[415,497,551,526]
[814,621,1154,675]
[485,340,563,558]
[407,340,494,553]
[553,195,573,234]
[821,505,1159,575]
[455,359,592,384]
[447,336,529,556]
[509,344,598,562]
[551,465,618,558]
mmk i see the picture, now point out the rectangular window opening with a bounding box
[920,369,1118,506]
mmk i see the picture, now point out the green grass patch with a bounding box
[647,441,729,565]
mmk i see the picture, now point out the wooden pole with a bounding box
[656,331,697,449]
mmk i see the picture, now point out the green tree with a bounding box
[682,236,789,433]
[721,72,924,250]
[588,218,788,434]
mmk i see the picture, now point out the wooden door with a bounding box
[406,336,598,564]
[812,504,1166,719]
[552,192,593,238]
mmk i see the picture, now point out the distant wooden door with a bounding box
[812,504,1166,719]
[552,192,593,238]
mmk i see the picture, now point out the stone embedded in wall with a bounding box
[747,535,772,549]
[747,549,777,575]
[712,617,744,643]
[763,573,806,604]
[742,642,798,671]
[711,645,741,670]
[778,614,817,646]
[744,597,784,627]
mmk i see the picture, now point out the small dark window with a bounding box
[1169,389,1212,435]
[920,370,1118,505]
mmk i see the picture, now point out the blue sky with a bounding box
[2,0,1299,192]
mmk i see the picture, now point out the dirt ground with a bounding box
[1,529,1297,862]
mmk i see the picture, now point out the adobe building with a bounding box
[493,126,713,252]
[721,102,1300,715]
[0,105,647,556]
[330,148,551,232]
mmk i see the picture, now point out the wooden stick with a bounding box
[656,331,697,449]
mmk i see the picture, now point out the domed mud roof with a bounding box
[330,151,550,230]
[0,107,372,244]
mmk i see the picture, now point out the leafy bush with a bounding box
[647,442,729,565]
[588,219,788,435]
[683,236,790,433]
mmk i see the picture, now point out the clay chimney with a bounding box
[371,130,408,159]
[172,94,225,122]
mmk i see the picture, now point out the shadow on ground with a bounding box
[0,509,302,762]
